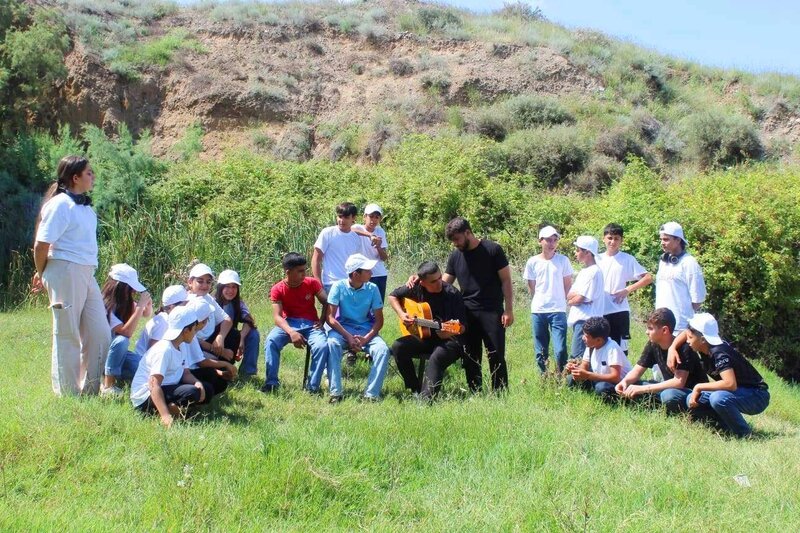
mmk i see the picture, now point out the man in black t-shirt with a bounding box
[616,308,707,413]
[443,217,514,392]
[389,261,467,399]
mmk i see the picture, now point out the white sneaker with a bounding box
[100,384,124,397]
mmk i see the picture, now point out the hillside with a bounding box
[15,0,800,177]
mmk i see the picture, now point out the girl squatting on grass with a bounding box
[100,263,152,397]
[32,156,111,396]
[215,269,260,376]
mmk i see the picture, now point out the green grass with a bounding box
[1,296,799,530]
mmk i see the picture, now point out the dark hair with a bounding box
[647,308,676,333]
[336,202,357,217]
[182,320,199,334]
[35,156,90,241]
[282,252,307,270]
[102,279,135,324]
[417,260,440,279]
[603,223,624,237]
[687,326,703,338]
[445,217,471,240]
[582,316,610,339]
[215,283,255,328]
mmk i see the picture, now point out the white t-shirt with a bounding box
[135,312,169,357]
[182,338,206,370]
[598,251,648,315]
[582,338,632,381]
[313,226,363,286]
[189,293,228,341]
[108,311,123,331]
[655,254,706,332]
[130,339,187,407]
[36,193,98,266]
[567,264,605,326]
[523,253,574,313]
[353,224,388,277]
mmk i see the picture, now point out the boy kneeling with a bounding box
[567,316,632,400]
[616,308,707,411]
[130,306,213,427]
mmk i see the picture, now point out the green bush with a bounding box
[679,110,764,169]
[107,29,205,79]
[502,94,574,130]
[273,122,314,162]
[501,126,590,187]
[416,7,463,33]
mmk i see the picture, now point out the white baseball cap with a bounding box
[659,221,688,245]
[345,253,378,274]
[187,298,215,322]
[108,263,146,293]
[573,236,599,257]
[364,203,383,215]
[538,226,560,239]
[218,269,241,286]
[161,285,189,306]
[189,263,214,280]
[162,306,198,341]
[688,313,724,346]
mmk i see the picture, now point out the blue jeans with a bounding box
[531,312,568,373]
[239,328,261,375]
[327,325,390,399]
[687,387,770,437]
[570,321,586,360]
[265,319,328,389]
[567,375,616,400]
[105,335,142,380]
[660,387,691,414]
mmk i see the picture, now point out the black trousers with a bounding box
[392,335,464,399]
[462,308,508,392]
[603,311,630,354]
[136,381,214,412]
[209,325,241,361]
[191,367,229,397]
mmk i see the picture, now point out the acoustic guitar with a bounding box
[399,299,465,339]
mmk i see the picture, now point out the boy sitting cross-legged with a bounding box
[566,316,632,400]
[615,308,707,412]
[325,253,391,403]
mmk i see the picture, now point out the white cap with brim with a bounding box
[345,253,378,274]
[161,285,189,306]
[189,263,214,280]
[538,226,559,239]
[218,269,241,286]
[109,263,146,293]
[187,298,214,322]
[573,235,599,257]
[162,306,198,341]
[659,221,688,245]
[688,313,724,346]
[364,203,383,215]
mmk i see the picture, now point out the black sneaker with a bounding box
[329,395,343,404]
[260,384,278,394]
[345,351,357,367]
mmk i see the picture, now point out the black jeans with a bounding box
[462,308,508,392]
[191,367,229,397]
[136,381,213,412]
[393,335,464,399]
[603,311,630,354]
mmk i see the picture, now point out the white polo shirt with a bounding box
[655,254,706,332]
[35,193,98,266]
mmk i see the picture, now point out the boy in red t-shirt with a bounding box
[264,253,329,393]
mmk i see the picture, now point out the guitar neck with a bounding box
[414,318,442,330]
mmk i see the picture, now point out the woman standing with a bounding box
[32,156,111,396]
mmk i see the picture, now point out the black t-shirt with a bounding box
[390,282,466,327]
[637,341,708,389]
[445,239,509,313]
[702,342,767,389]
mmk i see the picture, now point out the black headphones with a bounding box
[660,251,685,264]
[59,188,93,206]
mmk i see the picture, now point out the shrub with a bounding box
[495,2,545,21]
[501,126,590,187]
[421,71,451,96]
[169,122,204,162]
[416,7,462,33]
[471,108,510,141]
[389,58,414,77]
[502,94,574,129]
[107,29,205,79]
[357,22,388,45]
[594,126,646,162]
[679,110,764,168]
[570,154,624,193]
[273,122,314,162]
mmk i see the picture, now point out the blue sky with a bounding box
[448,0,800,75]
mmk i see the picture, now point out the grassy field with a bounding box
[1,299,799,531]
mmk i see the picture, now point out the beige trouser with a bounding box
[42,259,111,396]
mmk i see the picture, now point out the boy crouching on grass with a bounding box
[130,306,213,428]
[615,308,707,412]
[566,316,632,400]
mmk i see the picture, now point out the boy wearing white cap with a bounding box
[130,306,212,427]
[656,222,706,334]
[683,313,769,437]
[325,253,391,403]
[100,264,152,396]
[187,263,235,363]
[523,225,574,373]
[567,236,605,361]
[353,203,389,301]
[312,202,363,294]
[183,298,238,400]
[135,285,188,357]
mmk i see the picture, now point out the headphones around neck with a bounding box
[660,251,685,264]
[59,188,93,206]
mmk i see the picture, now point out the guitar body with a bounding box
[400,300,433,339]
